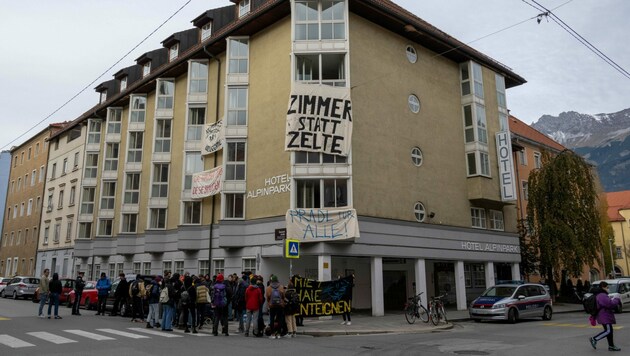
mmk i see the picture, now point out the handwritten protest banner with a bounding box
[294,276,353,317]
[202,120,224,155]
[191,166,223,199]
[285,208,359,242]
[285,83,352,156]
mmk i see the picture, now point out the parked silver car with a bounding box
[0,277,11,295]
[1,276,40,299]
[469,283,553,323]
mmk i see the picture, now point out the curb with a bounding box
[300,323,453,337]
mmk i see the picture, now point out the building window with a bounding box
[463,104,488,144]
[521,181,529,200]
[414,201,426,222]
[518,148,527,166]
[20,202,25,216]
[98,219,113,236]
[54,221,61,243]
[224,193,245,219]
[143,62,151,77]
[295,178,348,208]
[124,173,141,204]
[471,207,487,229]
[66,218,73,241]
[121,214,138,233]
[127,132,143,163]
[84,153,99,179]
[411,147,423,167]
[100,90,107,104]
[183,201,201,225]
[39,166,45,183]
[227,87,248,125]
[174,261,184,275]
[62,158,68,175]
[464,264,486,288]
[31,170,36,185]
[109,264,116,279]
[460,63,470,95]
[78,222,92,239]
[225,142,246,181]
[213,259,225,276]
[120,76,127,91]
[472,62,484,99]
[69,186,76,206]
[199,260,210,276]
[184,152,203,189]
[27,199,33,216]
[201,22,212,40]
[489,210,504,231]
[157,79,175,109]
[143,262,151,275]
[107,108,122,134]
[534,152,542,169]
[80,187,95,214]
[406,45,417,63]
[50,164,56,179]
[129,95,147,123]
[133,262,141,275]
[35,142,40,155]
[238,0,250,17]
[295,53,346,86]
[17,230,22,245]
[46,194,53,212]
[189,61,208,94]
[408,94,420,113]
[228,38,249,74]
[104,143,119,171]
[466,151,490,177]
[169,43,179,61]
[496,74,506,109]
[295,152,347,164]
[295,0,345,40]
[616,247,623,259]
[151,164,169,198]
[154,119,172,153]
[100,182,116,210]
[187,107,206,141]
[74,152,80,169]
[58,189,64,209]
[163,261,172,275]
[87,120,102,144]
[242,258,256,274]
[149,208,167,229]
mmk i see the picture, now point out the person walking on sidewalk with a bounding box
[95,272,111,315]
[129,275,146,322]
[284,280,299,337]
[37,268,50,318]
[72,271,85,315]
[110,273,129,316]
[266,275,287,339]
[181,275,198,333]
[47,273,62,319]
[589,281,622,351]
[340,274,354,325]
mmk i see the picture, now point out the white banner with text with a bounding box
[286,208,359,242]
[202,120,224,155]
[191,166,223,199]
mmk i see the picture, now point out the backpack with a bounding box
[196,285,208,304]
[131,281,140,296]
[213,283,227,307]
[270,285,282,307]
[180,287,191,306]
[159,286,170,303]
[583,293,598,316]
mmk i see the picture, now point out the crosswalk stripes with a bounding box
[0,334,35,348]
[64,329,116,341]
[26,332,77,344]
[127,327,183,338]
[96,328,151,339]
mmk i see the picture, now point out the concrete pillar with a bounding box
[485,262,495,288]
[414,258,428,307]
[318,255,331,281]
[455,261,467,311]
[370,256,384,316]
[512,262,521,281]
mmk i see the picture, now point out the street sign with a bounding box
[285,239,300,259]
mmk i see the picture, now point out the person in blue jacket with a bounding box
[95,272,112,316]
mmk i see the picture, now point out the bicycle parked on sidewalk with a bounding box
[404,292,429,324]
[428,293,448,325]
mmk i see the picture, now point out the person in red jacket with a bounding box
[244,278,263,337]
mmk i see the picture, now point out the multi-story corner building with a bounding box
[0,125,63,278]
[0,151,11,238]
[606,191,630,277]
[51,0,527,313]
[36,124,86,278]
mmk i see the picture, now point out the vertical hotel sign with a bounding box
[496,131,517,201]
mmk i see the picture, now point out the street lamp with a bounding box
[608,238,615,278]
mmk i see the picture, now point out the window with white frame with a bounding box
[187,107,206,141]
[213,259,224,275]
[489,210,504,231]
[406,45,417,63]
[57,189,64,209]
[295,53,346,86]
[74,152,80,168]
[199,260,210,276]
[295,0,346,40]
[127,131,143,163]
[616,247,623,259]
[295,178,348,208]
[242,258,256,274]
[149,208,167,229]
[521,181,529,200]
[228,38,248,74]
[163,261,172,274]
[472,62,484,99]
[50,164,56,179]
[84,153,99,179]
[133,262,141,275]
[27,199,33,216]
[46,193,53,212]
[471,207,487,229]
[66,217,73,241]
[151,163,169,198]
[20,202,25,216]
[157,79,174,109]
[109,263,116,279]
[518,148,527,166]
[87,120,102,144]
[80,187,95,214]
[98,219,113,236]
[224,193,245,219]
[107,108,122,134]
[17,230,22,245]
[201,22,212,41]
[464,263,486,288]
[69,185,76,206]
[120,76,127,91]
[466,151,490,177]
[189,61,208,94]
[169,43,179,61]
[31,170,36,185]
[104,143,119,171]
[295,152,347,164]
[408,94,420,113]
[227,87,248,125]
[100,182,116,210]
[414,201,426,222]
[154,119,172,153]
[121,213,138,233]
[496,74,506,109]
[129,95,146,123]
[39,166,45,182]
[184,152,203,190]
[183,201,201,225]
[78,222,92,239]
[124,173,140,204]
[499,112,508,132]
[225,142,246,180]
[143,62,151,77]
[411,147,423,167]
[142,262,151,275]
[238,0,250,17]
[534,152,542,169]
[174,261,184,275]
[100,90,107,104]
[54,221,61,243]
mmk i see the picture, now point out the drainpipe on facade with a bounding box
[203,44,221,273]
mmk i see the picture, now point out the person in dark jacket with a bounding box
[171,273,182,327]
[48,273,63,319]
[110,273,129,316]
[161,276,177,331]
[590,281,622,351]
[212,273,232,336]
[146,277,161,328]
[181,275,198,333]
[72,271,85,315]
[95,272,111,316]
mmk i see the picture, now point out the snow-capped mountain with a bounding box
[531,108,630,192]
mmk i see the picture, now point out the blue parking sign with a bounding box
[285,239,300,259]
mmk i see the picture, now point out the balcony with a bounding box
[177,226,209,251]
[116,235,144,255]
[144,230,173,254]
[93,237,117,257]
[73,239,93,258]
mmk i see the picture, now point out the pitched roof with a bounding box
[606,190,630,222]
[509,115,566,152]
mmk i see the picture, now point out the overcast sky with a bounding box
[1,0,628,150]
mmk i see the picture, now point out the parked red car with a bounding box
[32,278,75,303]
[67,281,97,309]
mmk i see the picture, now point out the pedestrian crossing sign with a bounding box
[285,239,300,259]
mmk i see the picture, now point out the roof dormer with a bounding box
[230,0,250,18]
[136,48,169,78]
[94,80,117,104]
[161,28,199,62]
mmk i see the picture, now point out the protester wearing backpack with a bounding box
[161,276,177,331]
[180,275,198,334]
[110,273,129,316]
[266,275,287,339]
[233,274,248,333]
[129,276,146,323]
[195,277,210,330]
[245,278,264,337]
[284,280,300,337]
[589,281,622,351]
[146,277,161,329]
[212,273,231,336]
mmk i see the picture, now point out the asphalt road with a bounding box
[0,296,627,355]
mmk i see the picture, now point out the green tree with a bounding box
[527,150,603,283]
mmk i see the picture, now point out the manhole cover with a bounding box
[453,351,489,355]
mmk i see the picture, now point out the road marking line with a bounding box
[543,323,623,330]
[96,328,150,339]
[0,335,35,348]
[26,332,77,344]
[0,317,10,321]
[128,328,182,338]
[64,330,115,341]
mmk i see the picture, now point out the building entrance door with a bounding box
[383,270,407,310]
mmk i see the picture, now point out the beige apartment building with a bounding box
[607,191,630,277]
[0,124,63,280]
[50,0,526,313]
